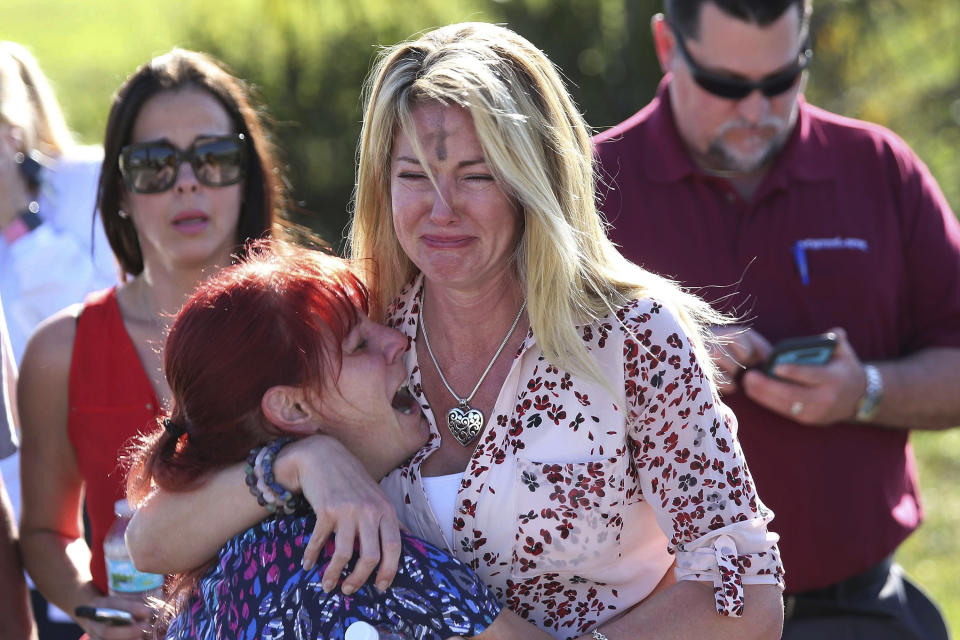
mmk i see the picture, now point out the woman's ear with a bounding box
[118,189,132,221]
[3,124,25,154]
[261,385,318,435]
[0,124,23,162]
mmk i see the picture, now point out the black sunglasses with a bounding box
[672,28,812,100]
[119,134,247,194]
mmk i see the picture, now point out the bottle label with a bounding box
[105,558,164,593]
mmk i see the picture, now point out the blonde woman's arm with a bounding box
[570,582,782,640]
[126,434,403,594]
[592,300,784,640]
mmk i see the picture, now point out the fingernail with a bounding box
[376,581,389,593]
[322,580,333,593]
[343,584,356,595]
[302,558,313,571]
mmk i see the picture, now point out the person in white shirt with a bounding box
[0,41,117,639]
[0,41,116,362]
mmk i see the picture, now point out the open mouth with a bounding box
[391,381,419,416]
[172,210,210,232]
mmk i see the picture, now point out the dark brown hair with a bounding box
[97,49,285,275]
[664,0,811,40]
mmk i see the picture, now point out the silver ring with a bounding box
[790,401,804,417]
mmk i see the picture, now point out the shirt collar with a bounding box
[385,273,425,342]
[764,95,835,185]
[385,273,537,360]
[638,76,700,183]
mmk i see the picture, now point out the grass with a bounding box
[2,0,204,144]
[896,429,960,635]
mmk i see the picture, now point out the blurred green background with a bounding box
[4,0,959,632]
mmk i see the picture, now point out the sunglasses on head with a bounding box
[119,133,247,194]
[671,28,812,100]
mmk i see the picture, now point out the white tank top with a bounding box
[420,472,464,549]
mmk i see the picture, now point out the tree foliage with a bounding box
[176,0,958,246]
[178,0,668,245]
[807,0,960,209]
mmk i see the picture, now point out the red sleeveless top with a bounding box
[67,288,159,593]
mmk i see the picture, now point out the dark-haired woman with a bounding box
[125,240,546,640]
[17,48,284,639]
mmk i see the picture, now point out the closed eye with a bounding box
[343,325,367,353]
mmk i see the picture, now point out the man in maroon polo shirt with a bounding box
[594,1,960,638]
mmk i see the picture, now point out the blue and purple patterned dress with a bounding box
[167,514,502,639]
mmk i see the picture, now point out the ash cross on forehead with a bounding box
[425,108,449,161]
[437,122,450,161]
[435,130,448,161]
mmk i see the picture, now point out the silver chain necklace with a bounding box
[419,296,526,447]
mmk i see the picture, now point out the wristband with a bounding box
[855,364,883,422]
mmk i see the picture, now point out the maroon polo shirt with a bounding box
[594,80,960,592]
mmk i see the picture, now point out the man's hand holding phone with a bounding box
[742,327,868,425]
[707,326,773,394]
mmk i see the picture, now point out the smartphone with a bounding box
[74,605,135,626]
[763,332,838,376]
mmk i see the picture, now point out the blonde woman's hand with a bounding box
[274,435,403,595]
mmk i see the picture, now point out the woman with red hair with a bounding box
[126,240,548,640]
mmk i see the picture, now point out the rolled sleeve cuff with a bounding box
[674,519,785,617]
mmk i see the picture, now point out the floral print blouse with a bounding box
[380,277,785,639]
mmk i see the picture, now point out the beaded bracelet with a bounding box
[253,447,283,505]
[244,445,272,510]
[261,438,306,514]
[244,437,304,515]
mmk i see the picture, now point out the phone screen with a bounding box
[763,333,838,376]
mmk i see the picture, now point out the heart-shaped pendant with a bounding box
[446,405,484,447]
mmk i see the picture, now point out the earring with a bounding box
[118,210,129,220]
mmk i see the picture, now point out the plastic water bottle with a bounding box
[345,620,410,640]
[103,499,164,599]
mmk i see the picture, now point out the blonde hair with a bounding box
[349,22,724,383]
[0,41,74,156]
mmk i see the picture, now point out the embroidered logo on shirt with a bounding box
[793,237,869,285]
